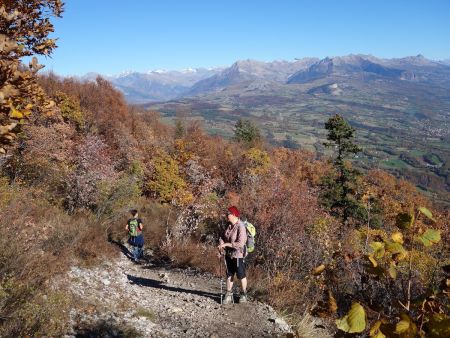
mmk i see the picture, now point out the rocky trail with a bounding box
[64,244,293,337]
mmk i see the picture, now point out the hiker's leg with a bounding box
[240,277,247,293]
[137,235,144,259]
[236,258,247,292]
[226,276,233,292]
[132,246,139,261]
[225,255,236,292]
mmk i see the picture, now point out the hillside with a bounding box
[1,4,449,337]
[2,72,448,336]
[144,55,450,206]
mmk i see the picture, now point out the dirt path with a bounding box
[65,246,292,337]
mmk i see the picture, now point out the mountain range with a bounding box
[80,54,450,104]
[79,67,223,103]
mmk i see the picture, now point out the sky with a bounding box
[36,0,450,76]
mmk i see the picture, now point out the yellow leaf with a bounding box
[313,264,325,275]
[395,313,417,336]
[336,302,366,333]
[388,262,397,279]
[9,107,23,119]
[370,320,387,338]
[368,255,378,267]
[328,290,337,313]
[391,232,404,244]
[370,241,385,259]
[44,100,55,109]
[418,207,435,221]
[395,319,409,334]
[370,320,382,336]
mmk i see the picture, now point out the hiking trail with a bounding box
[63,245,293,337]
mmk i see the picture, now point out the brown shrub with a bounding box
[0,183,118,336]
[162,240,218,274]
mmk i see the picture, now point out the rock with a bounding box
[274,317,291,332]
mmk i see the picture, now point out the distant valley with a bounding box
[84,54,450,205]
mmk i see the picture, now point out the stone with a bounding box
[169,307,183,313]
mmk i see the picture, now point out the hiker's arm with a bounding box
[218,237,229,250]
[139,222,144,230]
[231,225,247,249]
[125,224,129,231]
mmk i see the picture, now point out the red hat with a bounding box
[227,206,240,218]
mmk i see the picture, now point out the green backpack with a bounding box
[128,219,140,237]
[244,221,256,254]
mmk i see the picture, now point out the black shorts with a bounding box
[225,256,246,279]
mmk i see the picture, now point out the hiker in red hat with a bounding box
[218,206,248,304]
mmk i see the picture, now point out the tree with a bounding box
[234,119,261,145]
[0,0,63,154]
[174,119,185,139]
[320,114,363,224]
[147,151,192,205]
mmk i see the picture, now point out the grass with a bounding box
[409,149,426,157]
[134,307,157,322]
[381,158,411,169]
[292,312,332,338]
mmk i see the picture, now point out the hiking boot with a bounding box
[239,292,248,303]
[222,292,233,305]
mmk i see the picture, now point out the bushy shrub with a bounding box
[66,134,118,211]
[147,150,193,205]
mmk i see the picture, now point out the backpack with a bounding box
[128,219,140,237]
[244,221,256,254]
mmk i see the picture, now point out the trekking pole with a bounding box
[219,253,224,305]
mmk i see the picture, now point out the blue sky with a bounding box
[37,0,450,75]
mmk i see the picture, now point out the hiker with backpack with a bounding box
[125,209,144,262]
[218,206,249,304]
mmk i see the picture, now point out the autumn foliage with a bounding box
[1,71,448,335]
[0,2,448,336]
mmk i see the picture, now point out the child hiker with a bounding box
[126,209,144,262]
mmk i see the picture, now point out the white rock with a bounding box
[169,307,183,313]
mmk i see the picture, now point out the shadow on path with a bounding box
[109,238,174,268]
[109,239,134,261]
[126,274,221,303]
[74,318,140,338]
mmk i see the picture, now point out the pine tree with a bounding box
[320,114,364,224]
[234,119,261,145]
